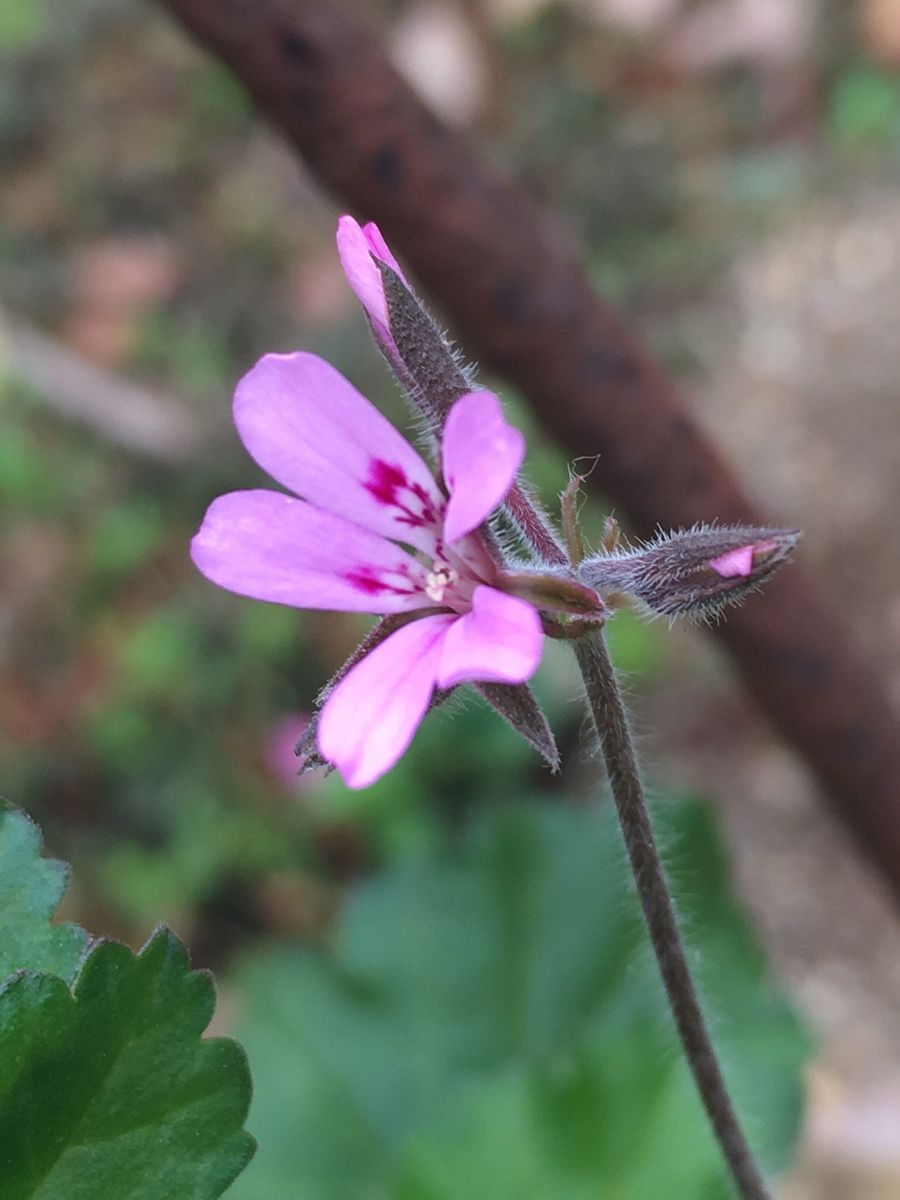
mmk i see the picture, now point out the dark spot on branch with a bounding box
[371,145,402,188]
[295,86,321,118]
[492,276,529,322]
[580,346,639,383]
[279,30,321,68]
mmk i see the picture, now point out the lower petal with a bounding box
[191,489,427,613]
[436,586,543,690]
[317,615,453,789]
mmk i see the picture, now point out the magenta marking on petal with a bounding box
[343,563,419,599]
[364,459,442,533]
[410,481,438,521]
[365,459,408,506]
[708,545,755,578]
[344,569,393,596]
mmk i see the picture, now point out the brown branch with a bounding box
[154,0,900,902]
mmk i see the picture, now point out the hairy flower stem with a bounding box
[574,632,771,1200]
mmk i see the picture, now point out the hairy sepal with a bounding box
[578,524,801,620]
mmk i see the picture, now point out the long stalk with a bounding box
[574,632,771,1200]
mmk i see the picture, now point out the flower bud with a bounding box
[578,525,801,619]
[336,215,408,353]
[335,217,565,566]
[337,215,473,428]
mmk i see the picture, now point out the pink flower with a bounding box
[191,352,543,789]
[336,215,408,355]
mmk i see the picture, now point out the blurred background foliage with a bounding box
[3,0,900,1195]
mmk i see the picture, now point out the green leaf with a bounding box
[395,1048,727,1200]
[221,954,397,1199]
[86,499,164,581]
[604,607,665,678]
[0,928,255,1199]
[830,64,900,146]
[0,808,89,983]
[0,0,42,50]
[231,798,810,1198]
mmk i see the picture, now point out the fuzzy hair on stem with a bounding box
[574,630,773,1200]
[578,523,801,622]
[381,266,567,566]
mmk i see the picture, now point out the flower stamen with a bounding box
[424,562,458,604]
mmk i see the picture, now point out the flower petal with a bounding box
[362,220,406,279]
[708,545,757,578]
[234,351,444,552]
[442,391,525,543]
[318,615,453,788]
[436,586,543,690]
[336,216,407,344]
[191,489,429,613]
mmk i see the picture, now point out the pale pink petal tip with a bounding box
[336,215,391,337]
[708,545,756,578]
[442,391,526,543]
[362,221,405,282]
[317,615,453,789]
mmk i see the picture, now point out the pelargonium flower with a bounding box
[191,352,543,788]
